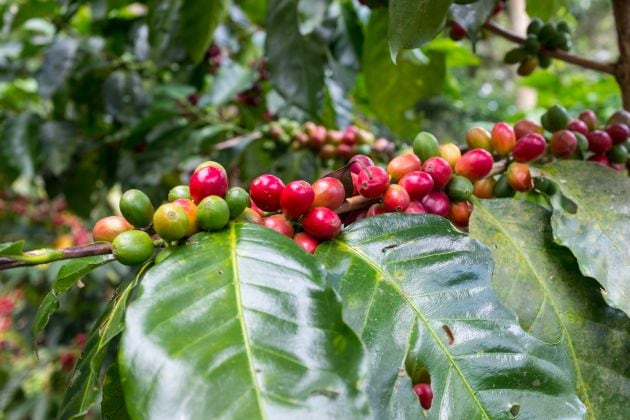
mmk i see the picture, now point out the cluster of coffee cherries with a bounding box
[504,18,573,75]
[264,120,396,164]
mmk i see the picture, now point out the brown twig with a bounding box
[0,243,112,271]
[483,21,616,75]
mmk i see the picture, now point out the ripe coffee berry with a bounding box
[466,127,493,152]
[311,177,345,210]
[567,119,589,136]
[413,383,433,410]
[421,191,450,217]
[303,207,342,240]
[366,203,385,217]
[398,171,434,200]
[605,123,629,144]
[93,216,133,242]
[587,154,609,166]
[262,214,294,237]
[405,201,427,214]
[507,163,533,192]
[250,174,285,212]
[112,230,154,266]
[189,165,229,204]
[449,201,473,227]
[349,155,374,174]
[587,130,613,154]
[281,180,314,218]
[422,157,452,190]
[357,166,389,198]
[293,232,319,254]
[383,185,411,212]
[491,122,516,155]
[512,133,547,163]
[514,119,543,139]
[387,153,422,181]
[194,160,227,175]
[454,149,493,181]
[578,109,598,130]
[550,130,577,157]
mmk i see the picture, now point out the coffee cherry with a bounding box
[280,180,315,218]
[606,109,630,126]
[197,196,230,231]
[153,203,189,241]
[319,144,336,160]
[349,155,374,174]
[308,125,327,148]
[366,203,385,217]
[449,201,473,227]
[578,109,598,130]
[336,144,354,159]
[421,191,450,217]
[93,216,133,242]
[194,160,226,176]
[120,189,154,228]
[587,154,610,166]
[250,174,285,212]
[326,130,343,145]
[466,127,493,152]
[450,22,467,40]
[473,178,496,199]
[387,153,422,181]
[112,230,154,266]
[610,162,624,171]
[413,383,433,410]
[574,132,589,153]
[542,105,570,132]
[263,214,294,237]
[341,126,357,145]
[422,157,452,190]
[404,201,427,214]
[168,185,191,202]
[605,123,629,144]
[608,144,628,164]
[512,133,547,163]
[446,176,473,202]
[514,119,543,139]
[225,187,251,219]
[550,130,577,157]
[507,163,533,192]
[171,198,199,237]
[454,149,493,181]
[383,185,411,212]
[413,132,440,162]
[189,165,228,204]
[357,166,389,198]
[567,119,589,136]
[494,174,516,198]
[303,207,342,240]
[491,122,516,155]
[398,171,434,200]
[293,232,319,254]
[439,143,461,169]
[311,177,345,210]
[235,207,263,224]
[587,130,613,154]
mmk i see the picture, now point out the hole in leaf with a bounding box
[442,325,454,345]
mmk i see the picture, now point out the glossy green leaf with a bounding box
[119,224,369,419]
[265,0,324,116]
[39,121,80,176]
[470,199,630,420]
[317,214,586,419]
[53,255,115,294]
[0,241,25,256]
[102,363,130,420]
[179,0,229,63]
[363,11,445,138]
[36,37,79,99]
[103,71,148,124]
[32,291,59,338]
[201,61,256,107]
[526,0,566,20]
[450,0,497,34]
[542,161,630,316]
[389,0,453,60]
[0,114,40,182]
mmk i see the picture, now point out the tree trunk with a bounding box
[612,0,630,110]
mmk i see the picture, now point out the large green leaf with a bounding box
[201,61,256,107]
[388,0,453,60]
[36,37,79,99]
[470,199,630,420]
[316,214,586,419]
[265,0,325,116]
[526,0,566,20]
[179,0,229,63]
[102,363,131,420]
[542,161,630,316]
[0,113,40,183]
[119,224,369,419]
[450,0,498,34]
[53,255,115,294]
[363,11,445,138]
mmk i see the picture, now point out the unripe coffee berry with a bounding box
[387,153,422,181]
[383,184,410,212]
[357,166,389,198]
[439,143,461,169]
[236,207,263,224]
[512,133,547,163]
[454,149,493,181]
[445,176,473,202]
[311,177,345,210]
[398,171,434,200]
[120,189,154,228]
[263,214,294,237]
[507,163,533,192]
[197,196,230,231]
[421,191,450,217]
[466,127,493,152]
[112,230,154,266]
[302,207,342,240]
[189,165,228,204]
[473,178,496,199]
[494,174,515,198]
[281,180,315,218]
[422,157,452,190]
[250,174,285,212]
[168,185,191,202]
[449,201,473,227]
[491,122,516,155]
[413,131,440,162]
[93,216,133,242]
[153,203,189,241]
[225,187,251,219]
[171,198,199,237]
[293,232,319,254]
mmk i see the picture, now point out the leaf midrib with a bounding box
[335,241,491,420]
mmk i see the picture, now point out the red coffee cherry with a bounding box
[507,163,533,192]
[312,177,345,210]
[280,180,314,218]
[454,149,493,181]
[422,157,452,190]
[302,207,342,240]
[473,178,496,199]
[567,119,590,136]
[420,191,450,217]
[349,155,374,174]
[366,203,385,217]
[341,126,358,145]
[514,119,543,139]
[605,123,630,144]
[587,154,610,166]
[336,143,354,159]
[262,214,294,237]
[250,174,285,212]
[293,232,320,254]
[405,201,427,214]
[398,171,434,200]
[413,383,433,410]
[466,127,493,152]
[587,130,613,154]
[512,133,547,163]
[578,109,598,130]
[387,153,422,181]
[189,165,228,204]
[357,166,389,198]
[491,122,516,155]
[550,130,577,157]
[449,201,473,227]
[382,185,410,212]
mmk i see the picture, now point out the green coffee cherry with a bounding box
[538,53,552,69]
[538,23,557,44]
[608,144,629,163]
[524,35,541,54]
[112,230,154,266]
[494,174,516,198]
[518,57,538,76]
[153,203,189,241]
[413,132,440,162]
[504,48,528,64]
[557,21,571,34]
[225,187,250,219]
[527,18,544,35]
[168,185,191,201]
[542,105,570,132]
[446,176,473,202]
[120,189,154,228]
[197,196,230,231]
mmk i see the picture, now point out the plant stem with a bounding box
[612,0,630,109]
[483,22,617,75]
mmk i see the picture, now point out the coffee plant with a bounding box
[1,0,629,419]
